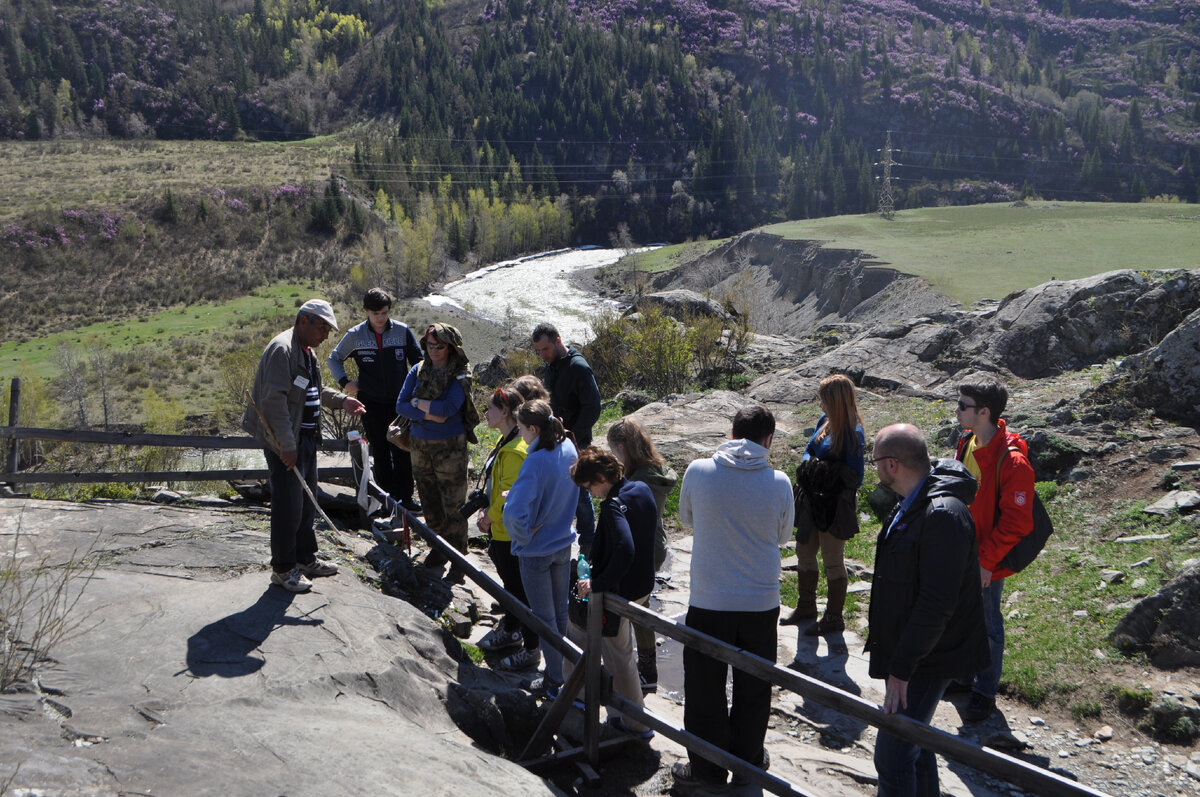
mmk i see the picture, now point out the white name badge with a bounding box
[293,375,310,389]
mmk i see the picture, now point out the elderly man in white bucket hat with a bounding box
[243,299,365,592]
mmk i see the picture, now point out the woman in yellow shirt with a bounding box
[472,385,539,668]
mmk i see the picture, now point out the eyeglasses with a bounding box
[870,455,896,465]
[426,341,448,350]
[956,400,978,411]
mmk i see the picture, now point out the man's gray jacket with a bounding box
[242,327,350,456]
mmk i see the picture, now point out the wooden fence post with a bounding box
[5,377,19,485]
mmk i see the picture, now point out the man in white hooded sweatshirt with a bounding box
[672,404,795,794]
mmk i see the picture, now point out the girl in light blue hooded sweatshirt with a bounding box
[501,399,578,692]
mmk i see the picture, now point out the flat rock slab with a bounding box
[1143,490,1200,515]
[0,497,555,796]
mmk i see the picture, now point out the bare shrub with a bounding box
[0,530,98,693]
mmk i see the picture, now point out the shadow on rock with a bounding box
[790,632,869,746]
[184,587,323,677]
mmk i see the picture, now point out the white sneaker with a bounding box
[271,567,313,593]
[299,558,338,577]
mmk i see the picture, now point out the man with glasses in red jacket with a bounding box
[953,378,1035,723]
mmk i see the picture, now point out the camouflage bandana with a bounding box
[414,323,470,400]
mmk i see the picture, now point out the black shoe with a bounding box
[962,692,996,723]
[639,672,658,695]
[731,747,769,786]
[942,679,973,697]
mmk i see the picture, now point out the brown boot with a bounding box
[781,570,820,626]
[804,577,848,636]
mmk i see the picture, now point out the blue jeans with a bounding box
[518,545,572,683]
[575,486,596,552]
[874,677,950,797]
[973,578,1005,699]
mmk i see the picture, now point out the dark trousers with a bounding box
[575,485,596,552]
[266,434,318,573]
[488,539,539,651]
[683,605,778,785]
[362,399,414,506]
[873,677,950,797]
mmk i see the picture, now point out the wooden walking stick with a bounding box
[244,389,340,531]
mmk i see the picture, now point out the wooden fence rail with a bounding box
[390,504,1112,797]
[1,419,351,485]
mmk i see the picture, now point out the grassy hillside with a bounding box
[0,283,310,381]
[762,201,1200,304]
[0,137,351,222]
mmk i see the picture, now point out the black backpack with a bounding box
[961,435,1054,573]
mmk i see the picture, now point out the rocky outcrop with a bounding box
[1109,561,1200,668]
[669,252,1200,421]
[655,232,956,336]
[958,269,1200,378]
[1100,306,1200,423]
[635,289,730,321]
[0,498,554,796]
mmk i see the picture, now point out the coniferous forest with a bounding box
[1,0,1197,245]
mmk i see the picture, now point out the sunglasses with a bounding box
[870,455,896,465]
[956,400,978,411]
[426,341,448,350]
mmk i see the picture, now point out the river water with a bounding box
[424,247,644,347]
[193,248,636,471]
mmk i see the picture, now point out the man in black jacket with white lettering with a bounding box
[328,288,423,509]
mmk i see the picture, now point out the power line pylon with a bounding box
[877,131,896,220]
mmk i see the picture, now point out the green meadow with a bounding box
[0,283,308,381]
[761,201,1200,305]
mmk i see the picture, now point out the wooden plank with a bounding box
[0,468,355,484]
[603,693,816,797]
[519,661,588,761]
[5,378,19,478]
[584,594,605,766]
[516,737,635,771]
[607,597,1111,797]
[404,513,582,667]
[0,425,348,451]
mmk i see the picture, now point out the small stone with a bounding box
[1074,610,1089,618]
[1094,726,1113,741]
[1188,762,1200,781]
[1171,461,1200,472]
[1029,716,1045,726]
[1093,648,1108,660]
[1114,533,1171,543]
[1130,557,1155,568]
[1057,750,1071,759]
[152,489,181,503]
[1100,569,1125,584]
[1075,738,1094,747]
